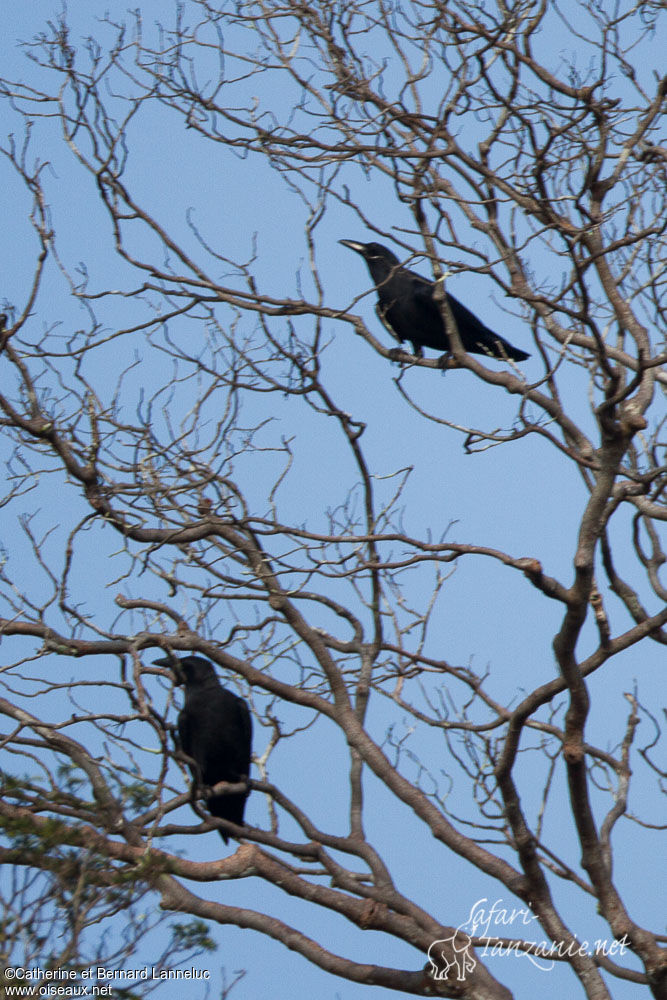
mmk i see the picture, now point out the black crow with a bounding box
[340,240,529,362]
[155,654,252,843]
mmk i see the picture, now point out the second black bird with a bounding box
[340,239,529,362]
[155,654,252,844]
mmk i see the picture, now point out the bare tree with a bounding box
[0,2,665,998]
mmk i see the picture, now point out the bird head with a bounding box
[153,653,216,687]
[339,239,400,267]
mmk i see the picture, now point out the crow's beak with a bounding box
[339,239,366,254]
[153,655,175,667]
[153,655,184,685]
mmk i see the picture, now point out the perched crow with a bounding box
[155,654,252,843]
[340,239,529,362]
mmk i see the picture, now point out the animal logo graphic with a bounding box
[427,928,476,982]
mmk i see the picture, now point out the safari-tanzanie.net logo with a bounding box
[427,897,630,979]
